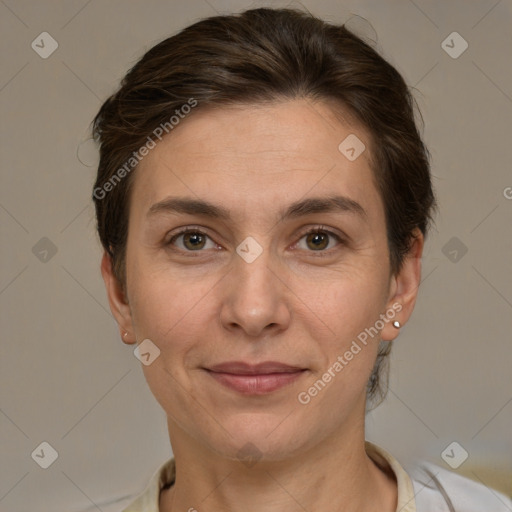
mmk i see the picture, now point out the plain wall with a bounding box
[1,0,511,510]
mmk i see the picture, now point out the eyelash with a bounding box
[165,225,345,256]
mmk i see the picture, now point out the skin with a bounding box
[102,99,424,512]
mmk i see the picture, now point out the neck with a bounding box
[160,420,397,512]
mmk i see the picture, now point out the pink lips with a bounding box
[205,361,307,395]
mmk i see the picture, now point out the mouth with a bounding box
[204,361,308,395]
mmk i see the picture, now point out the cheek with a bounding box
[293,262,389,337]
[128,251,216,339]
[295,276,384,412]
[290,264,388,402]
[128,270,216,416]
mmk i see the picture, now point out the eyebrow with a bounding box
[147,195,367,222]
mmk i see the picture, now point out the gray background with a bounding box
[1,0,511,510]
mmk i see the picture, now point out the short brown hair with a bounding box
[92,7,436,409]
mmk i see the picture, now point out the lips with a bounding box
[207,361,305,375]
[205,361,307,394]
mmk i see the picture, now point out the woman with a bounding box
[92,8,511,512]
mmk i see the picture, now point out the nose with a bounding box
[219,246,291,338]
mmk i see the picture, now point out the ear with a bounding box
[101,251,136,344]
[381,229,424,342]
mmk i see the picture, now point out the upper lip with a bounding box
[206,361,305,375]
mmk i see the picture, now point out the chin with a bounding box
[202,412,315,463]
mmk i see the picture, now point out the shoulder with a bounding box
[121,457,176,512]
[407,460,512,512]
[365,441,511,512]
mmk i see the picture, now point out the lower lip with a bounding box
[206,370,306,395]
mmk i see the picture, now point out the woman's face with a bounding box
[105,99,421,461]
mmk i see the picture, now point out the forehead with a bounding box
[131,99,381,219]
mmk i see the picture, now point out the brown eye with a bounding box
[182,232,206,250]
[296,227,343,253]
[306,231,329,250]
[167,229,217,252]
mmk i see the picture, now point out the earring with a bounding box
[123,331,128,338]
[392,321,401,329]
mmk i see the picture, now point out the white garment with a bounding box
[121,441,512,511]
[407,459,512,512]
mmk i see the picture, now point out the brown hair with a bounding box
[92,7,436,410]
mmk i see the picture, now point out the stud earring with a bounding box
[392,321,401,329]
[123,331,128,338]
